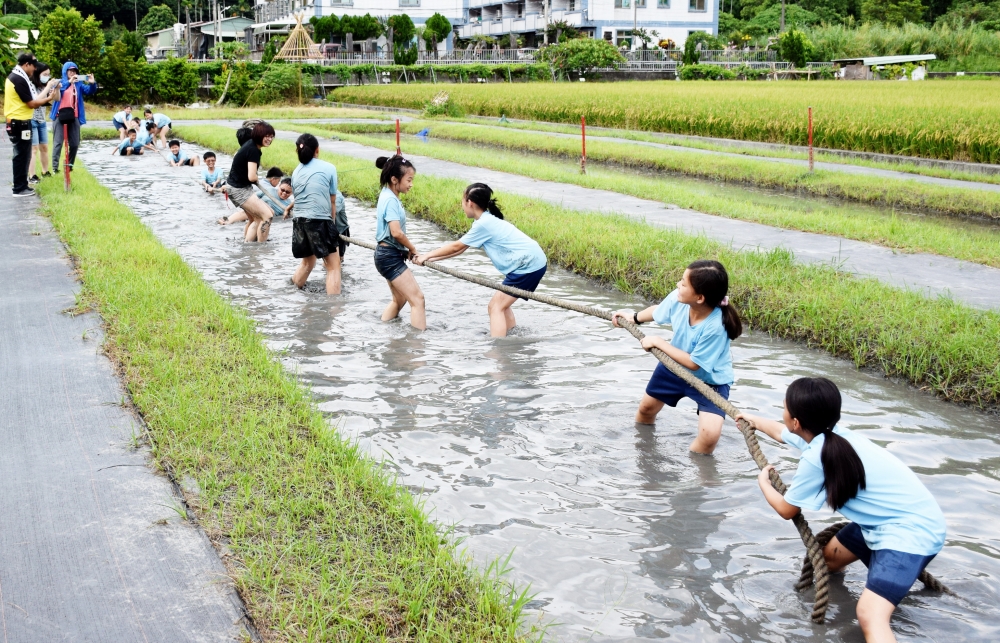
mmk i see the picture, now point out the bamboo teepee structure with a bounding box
[275,13,322,62]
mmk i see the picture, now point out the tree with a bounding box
[387,14,415,48]
[121,29,147,60]
[777,27,816,66]
[541,38,625,74]
[683,35,700,64]
[424,12,452,53]
[310,15,340,43]
[0,24,16,77]
[339,14,382,40]
[152,55,198,104]
[137,4,175,34]
[35,7,104,72]
[862,0,927,24]
[97,39,147,103]
[745,4,821,35]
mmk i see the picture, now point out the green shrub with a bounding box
[680,63,725,79]
[247,64,314,105]
[541,38,625,75]
[394,46,418,65]
[683,36,700,65]
[96,40,148,104]
[777,28,816,67]
[153,56,199,104]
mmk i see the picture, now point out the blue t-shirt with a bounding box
[458,213,547,276]
[652,290,733,385]
[135,130,153,146]
[148,113,170,128]
[169,149,189,163]
[112,110,132,124]
[335,191,348,233]
[202,167,223,184]
[782,427,946,556]
[259,183,292,217]
[291,159,337,220]
[117,138,143,152]
[376,187,407,251]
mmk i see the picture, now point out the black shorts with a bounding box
[292,218,339,259]
[338,226,349,257]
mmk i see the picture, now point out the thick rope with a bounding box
[341,234,951,621]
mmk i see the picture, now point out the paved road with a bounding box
[0,142,251,641]
[286,134,1000,310]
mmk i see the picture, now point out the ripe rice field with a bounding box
[332,80,1000,164]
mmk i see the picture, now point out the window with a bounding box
[689,0,705,9]
[399,0,419,5]
[636,0,646,6]
[568,0,575,10]
[615,0,629,7]
[657,0,669,6]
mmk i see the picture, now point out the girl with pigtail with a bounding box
[612,260,742,454]
[415,183,547,337]
[738,378,945,643]
[373,155,426,330]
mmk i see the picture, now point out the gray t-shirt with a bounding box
[291,159,338,220]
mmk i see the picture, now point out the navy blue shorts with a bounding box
[645,363,729,418]
[835,522,937,606]
[374,244,409,282]
[502,265,547,299]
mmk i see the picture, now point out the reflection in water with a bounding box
[79,141,1000,642]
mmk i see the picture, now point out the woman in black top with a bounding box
[226,121,275,243]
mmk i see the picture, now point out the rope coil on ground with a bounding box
[340,234,951,622]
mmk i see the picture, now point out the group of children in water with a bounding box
[139,118,946,643]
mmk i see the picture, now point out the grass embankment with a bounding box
[331,81,1000,163]
[179,124,1000,408]
[85,104,393,122]
[286,122,1000,269]
[35,169,534,640]
[306,120,1000,221]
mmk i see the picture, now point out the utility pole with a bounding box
[780,0,785,32]
[632,0,637,50]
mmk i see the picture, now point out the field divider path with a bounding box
[444,122,1000,193]
[271,130,1000,310]
[0,141,252,641]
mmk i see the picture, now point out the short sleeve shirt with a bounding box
[169,149,189,163]
[150,113,170,128]
[291,159,337,220]
[135,131,153,146]
[458,213,547,276]
[117,138,143,152]
[376,187,407,251]
[202,167,222,184]
[651,290,733,385]
[335,191,349,233]
[113,110,129,124]
[227,140,262,189]
[782,427,946,556]
[259,183,291,217]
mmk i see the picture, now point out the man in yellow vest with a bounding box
[5,53,59,197]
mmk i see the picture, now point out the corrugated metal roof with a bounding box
[832,54,937,66]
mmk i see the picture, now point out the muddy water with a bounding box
[79,140,1000,642]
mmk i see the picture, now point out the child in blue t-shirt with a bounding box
[373,155,424,330]
[612,260,742,454]
[738,378,946,642]
[200,152,225,192]
[167,139,199,167]
[415,182,547,337]
[111,129,144,156]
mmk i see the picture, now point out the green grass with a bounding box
[80,126,120,140]
[85,104,396,122]
[178,124,1000,409]
[394,114,1000,187]
[307,120,1000,222]
[286,122,1000,269]
[35,167,536,641]
[331,81,1000,163]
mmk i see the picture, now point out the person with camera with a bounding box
[4,53,59,197]
[49,61,97,175]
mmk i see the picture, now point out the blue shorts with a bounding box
[112,118,125,131]
[502,265,546,299]
[645,363,730,418]
[31,120,48,145]
[374,244,409,282]
[835,522,937,606]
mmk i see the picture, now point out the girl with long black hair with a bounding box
[739,377,946,643]
[612,260,743,454]
[290,133,341,294]
[415,183,547,337]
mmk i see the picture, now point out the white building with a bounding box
[461,0,717,47]
[251,0,717,52]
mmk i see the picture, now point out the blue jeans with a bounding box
[30,120,48,145]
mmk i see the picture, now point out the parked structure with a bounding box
[832,54,935,80]
[145,17,253,60]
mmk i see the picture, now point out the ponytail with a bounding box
[785,378,866,511]
[686,259,742,340]
[295,133,319,165]
[376,155,416,187]
[463,183,504,220]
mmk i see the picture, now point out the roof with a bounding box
[832,54,936,66]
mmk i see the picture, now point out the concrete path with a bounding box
[0,142,251,641]
[289,134,1000,310]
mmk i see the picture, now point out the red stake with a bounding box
[808,106,814,172]
[581,115,587,174]
[63,123,71,191]
[396,118,401,156]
